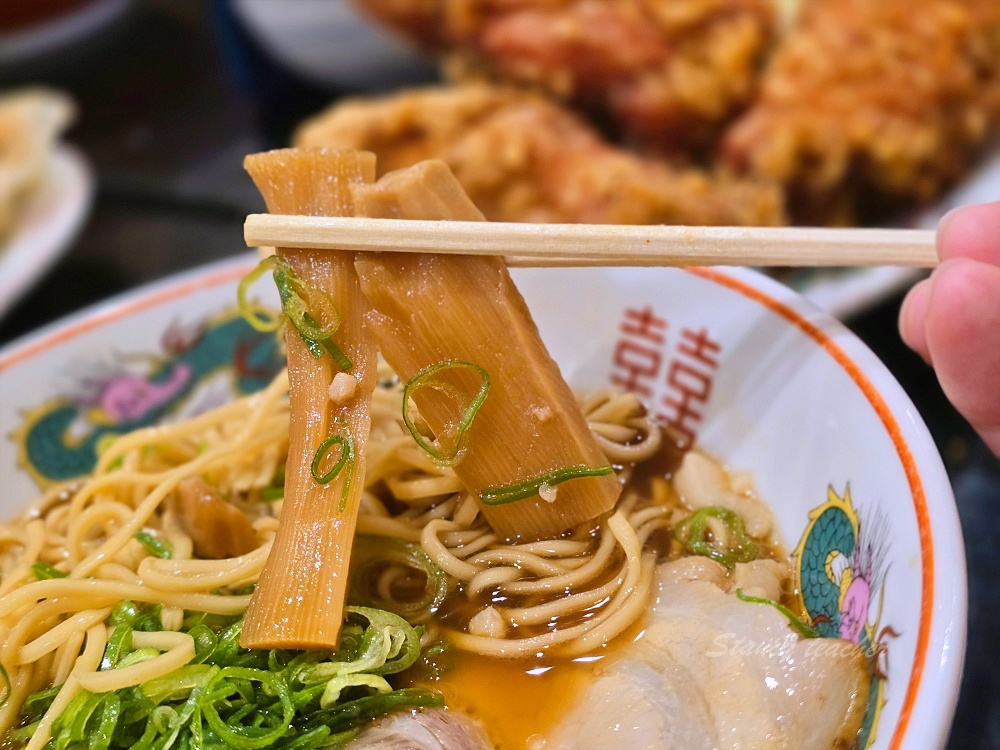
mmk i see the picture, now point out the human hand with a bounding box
[899,202,1000,457]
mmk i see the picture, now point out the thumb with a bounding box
[922,257,1000,456]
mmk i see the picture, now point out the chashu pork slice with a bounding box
[548,570,871,750]
[347,708,494,750]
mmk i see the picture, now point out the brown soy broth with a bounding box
[403,618,647,749]
[622,426,688,498]
[404,651,591,749]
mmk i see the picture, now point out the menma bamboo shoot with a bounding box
[351,161,621,539]
[241,148,377,649]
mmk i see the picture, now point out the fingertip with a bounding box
[936,201,1000,264]
[924,258,1000,448]
[899,278,932,365]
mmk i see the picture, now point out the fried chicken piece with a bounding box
[723,0,1000,223]
[295,85,784,226]
[353,0,777,149]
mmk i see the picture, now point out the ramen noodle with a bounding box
[0,364,836,748]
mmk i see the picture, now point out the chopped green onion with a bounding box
[129,604,164,633]
[480,464,616,506]
[200,666,296,749]
[301,607,423,681]
[23,685,60,720]
[261,466,285,501]
[101,624,133,671]
[402,360,490,467]
[109,601,140,627]
[118,648,160,668]
[205,619,244,667]
[321,338,353,372]
[7,723,37,745]
[414,640,454,681]
[339,446,356,512]
[673,506,758,569]
[311,436,350,485]
[30,604,442,750]
[96,432,126,472]
[237,256,284,332]
[273,263,352,372]
[349,536,449,624]
[304,688,442,736]
[310,422,355,509]
[134,530,173,560]
[299,315,354,372]
[319,674,391,709]
[141,664,216,703]
[95,433,122,459]
[261,486,285,502]
[735,589,820,639]
[273,265,340,342]
[239,255,352,371]
[32,562,67,580]
[59,692,109,748]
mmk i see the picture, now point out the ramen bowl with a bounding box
[0,255,965,749]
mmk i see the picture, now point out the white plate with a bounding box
[0,145,94,319]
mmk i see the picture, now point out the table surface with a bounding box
[1,2,997,748]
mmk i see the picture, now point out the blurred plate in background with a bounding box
[0,0,130,66]
[232,0,436,91]
[0,145,93,318]
[782,145,1000,319]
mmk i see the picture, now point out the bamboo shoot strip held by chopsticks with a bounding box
[351,161,621,540]
[241,148,378,649]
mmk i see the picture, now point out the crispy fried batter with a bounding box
[723,0,1000,222]
[354,0,777,149]
[295,84,784,226]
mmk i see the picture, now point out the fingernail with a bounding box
[935,206,967,252]
[936,201,1000,262]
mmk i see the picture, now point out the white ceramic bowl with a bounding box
[0,256,965,749]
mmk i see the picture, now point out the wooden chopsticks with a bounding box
[244,214,939,268]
